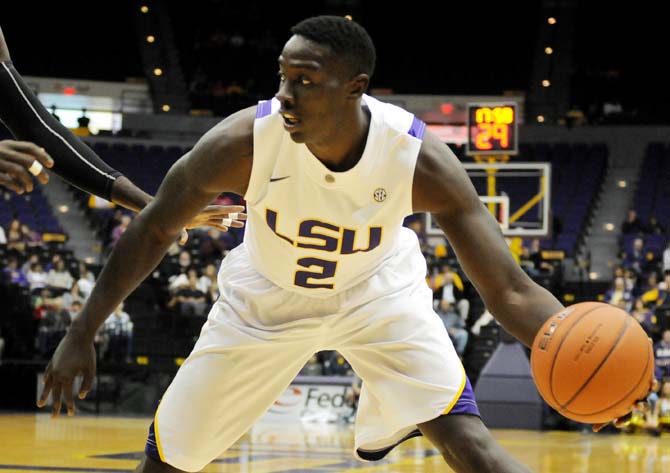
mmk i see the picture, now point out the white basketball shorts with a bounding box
[144,235,478,471]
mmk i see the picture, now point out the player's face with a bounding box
[275,35,354,143]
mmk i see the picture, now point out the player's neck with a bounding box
[306,105,370,172]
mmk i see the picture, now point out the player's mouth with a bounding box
[280,111,301,131]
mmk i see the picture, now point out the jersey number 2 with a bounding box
[294,257,338,289]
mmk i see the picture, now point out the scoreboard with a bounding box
[466,103,518,156]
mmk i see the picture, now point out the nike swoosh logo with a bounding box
[269,176,290,183]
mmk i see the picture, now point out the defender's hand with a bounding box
[37,327,96,418]
[0,140,53,193]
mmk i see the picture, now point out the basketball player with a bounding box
[0,27,242,236]
[37,16,645,472]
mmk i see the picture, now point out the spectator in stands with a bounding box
[622,209,644,235]
[622,268,636,292]
[104,209,124,245]
[436,299,469,357]
[26,262,48,292]
[21,254,38,274]
[167,251,193,290]
[645,215,665,235]
[433,268,469,322]
[197,263,219,302]
[199,228,233,260]
[44,254,61,272]
[624,237,646,274]
[67,300,83,322]
[110,214,132,247]
[61,282,86,310]
[75,108,91,136]
[35,298,71,357]
[46,259,73,290]
[604,277,632,311]
[6,217,26,251]
[101,302,133,362]
[470,309,497,334]
[2,256,27,286]
[0,222,5,244]
[663,242,670,275]
[661,276,670,305]
[49,105,60,122]
[640,272,659,299]
[169,269,208,316]
[655,330,670,381]
[21,223,41,247]
[407,217,432,256]
[631,298,657,335]
[75,262,95,299]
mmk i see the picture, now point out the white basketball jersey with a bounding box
[243,94,426,297]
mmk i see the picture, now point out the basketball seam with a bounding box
[563,335,651,417]
[558,315,631,411]
[546,305,606,408]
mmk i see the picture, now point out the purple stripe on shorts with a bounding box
[145,421,161,462]
[407,116,426,139]
[448,376,481,417]
[256,100,273,119]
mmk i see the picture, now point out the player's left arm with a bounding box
[412,130,564,347]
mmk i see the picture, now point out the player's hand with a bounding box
[179,204,247,245]
[37,326,96,418]
[592,377,659,432]
[0,140,54,193]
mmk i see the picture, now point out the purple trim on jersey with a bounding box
[448,376,481,416]
[256,100,273,119]
[144,421,161,462]
[407,116,426,139]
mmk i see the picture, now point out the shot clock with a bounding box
[466,103,518,156]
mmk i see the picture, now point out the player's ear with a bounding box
[347,73,369,100]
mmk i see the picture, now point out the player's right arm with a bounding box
[37,107,255,417]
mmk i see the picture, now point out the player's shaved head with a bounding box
[290,15,376,78]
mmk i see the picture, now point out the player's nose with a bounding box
[275,81,294,106]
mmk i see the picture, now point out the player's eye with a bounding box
[300,76,312,86]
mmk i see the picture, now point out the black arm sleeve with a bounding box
[0,60,121,200]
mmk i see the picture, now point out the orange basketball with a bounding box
[530,302,654,424]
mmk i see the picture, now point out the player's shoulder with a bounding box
[364,94,426,140]
[198,106,255,156]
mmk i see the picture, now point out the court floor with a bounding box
[1,414,669,472]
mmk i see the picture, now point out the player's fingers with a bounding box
[79,370,94,400]
[592,422,606,432]
[206,222,229,232]
[205,217,244,229]
[0,159,33,192]
[37,370,53,408]
[178,229,188,246]
[62,382,75,417]
[200,205,245,216]
[51,383,62,418]
[0,172,25,193]
[5,141,54,168]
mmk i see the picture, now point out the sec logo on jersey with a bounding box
[373,188,387,202]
